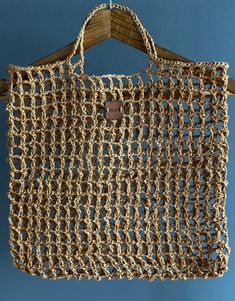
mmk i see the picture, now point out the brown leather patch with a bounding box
[105,101,123,120]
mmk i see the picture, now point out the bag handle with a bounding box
[65,3,158,74]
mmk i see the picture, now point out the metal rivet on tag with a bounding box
[105,101,123,120]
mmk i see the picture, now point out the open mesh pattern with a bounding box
[7,3,230,280]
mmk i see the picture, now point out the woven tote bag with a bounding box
[7,3,230,280]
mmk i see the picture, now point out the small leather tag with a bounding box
[105,101,123,120]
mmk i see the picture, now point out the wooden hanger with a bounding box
[0,2,234,99]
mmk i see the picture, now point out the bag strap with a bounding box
[65,3,158,74]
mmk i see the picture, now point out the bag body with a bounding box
[7,3,230,280]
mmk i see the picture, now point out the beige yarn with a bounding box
[7,3,230,280]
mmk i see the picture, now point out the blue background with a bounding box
[0,0,235,300]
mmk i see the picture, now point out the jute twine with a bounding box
[7,3,230,280]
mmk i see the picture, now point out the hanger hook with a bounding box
[109,0,112,9]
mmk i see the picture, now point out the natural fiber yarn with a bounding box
[7,3,230,280]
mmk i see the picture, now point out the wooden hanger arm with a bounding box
[111,9,235,96]
[0,8,234,97]
[0,80,8,97]
[228,77,235,96]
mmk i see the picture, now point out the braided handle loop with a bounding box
[66,3,158,73]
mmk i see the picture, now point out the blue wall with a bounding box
[0,0,235,300]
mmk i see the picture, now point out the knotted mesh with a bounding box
[7,3,230,280]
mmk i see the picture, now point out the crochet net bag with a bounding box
[7,3,230,280]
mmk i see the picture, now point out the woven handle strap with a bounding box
[66,3,158,73]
